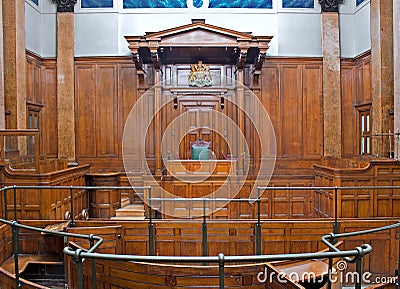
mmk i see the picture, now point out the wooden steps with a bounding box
[112,203,146,220]
[1,254,63,274]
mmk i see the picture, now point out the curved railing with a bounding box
[1,218,399,289]
[0,185,399,289]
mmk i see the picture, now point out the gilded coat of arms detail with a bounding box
[188,61,212,87]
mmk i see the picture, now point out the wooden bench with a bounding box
[271,241,343,289]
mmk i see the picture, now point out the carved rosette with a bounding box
[52,0,77,12]
[318,0,343,13]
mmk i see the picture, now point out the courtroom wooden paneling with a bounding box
[0,163,90,220]
[74,58,139,171]
[67,257,298,289]
[26,51,58,158]
[261,59,323,168]
[157,176,315,219]
[73,57,327,173]
[314,159,400,218]
[28,52,374,173]
[341,52,372,157]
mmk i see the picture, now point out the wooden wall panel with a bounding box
[341,66,357,157]
[261,59,323,171]
[340,52,372,157]
[41,64,58,157]
[158,177,314,219]
[96,65,118,158]
[25,52,58,158]
[303,65,322,157]
[281,65,302,157]
[74,59,139,170]
[75,65,97,158]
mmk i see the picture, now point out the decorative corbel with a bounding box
[132,53,144,74]
[318,0,343,13]
[253,52,266,72]
[237,51,247,70]
[252,52,266,88]
[52,0,77,12]
[151,51,161,70]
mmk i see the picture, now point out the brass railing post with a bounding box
[89,234,97,289]
[148,187,154,256]
[333,186,338,236]
[70,186,75,227]
[218,253,225,289]
[202,198,208,261]
[355,253,362,289]
[4,187,8,220]
[256,187,262,255]
[12,221,21,289]
[13,185,17,220]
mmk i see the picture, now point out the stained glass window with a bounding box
[282,0,314,8]
[123,0,186,8]
[123,0,273,8]
[209,0,272,8]
[82,0,113,8]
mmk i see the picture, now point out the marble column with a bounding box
[370,0,394,157]
[393,1,400,159]
[54,0,76,162]
[320,0,342,158]
[0,0,5,129]
[2,0,26,131]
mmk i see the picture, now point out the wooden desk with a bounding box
[165,160,237,176]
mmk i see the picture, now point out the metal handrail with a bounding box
[322,221,400,262]
[0,216,399,289]
[0,218,103,289]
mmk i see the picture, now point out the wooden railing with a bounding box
[0,129,40,172]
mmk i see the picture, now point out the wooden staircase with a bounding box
[112,198,146,220]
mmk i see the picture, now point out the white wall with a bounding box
[277,13,322,56]
[25,1,42,55]
[354,2,371,56]
[24,0,371,58]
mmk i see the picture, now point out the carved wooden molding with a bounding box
[52,0,77,12]
[319,0,343,13]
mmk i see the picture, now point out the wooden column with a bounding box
[320,0,342,158]
[54,0,76,162]
[0,0,5,129]
[236,52,246,174]
[393,0,400,159]
[2,0,26,131]
[370,0,394,157]
[152,51,163,175]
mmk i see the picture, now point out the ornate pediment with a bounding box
[160,29,240,47]
[125,19,272,72]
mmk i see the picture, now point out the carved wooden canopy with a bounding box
[124,19,273,72]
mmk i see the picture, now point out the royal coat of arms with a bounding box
[188,61,212,87]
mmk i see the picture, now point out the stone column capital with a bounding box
[318,0,343,13]
[52,0,77,13]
